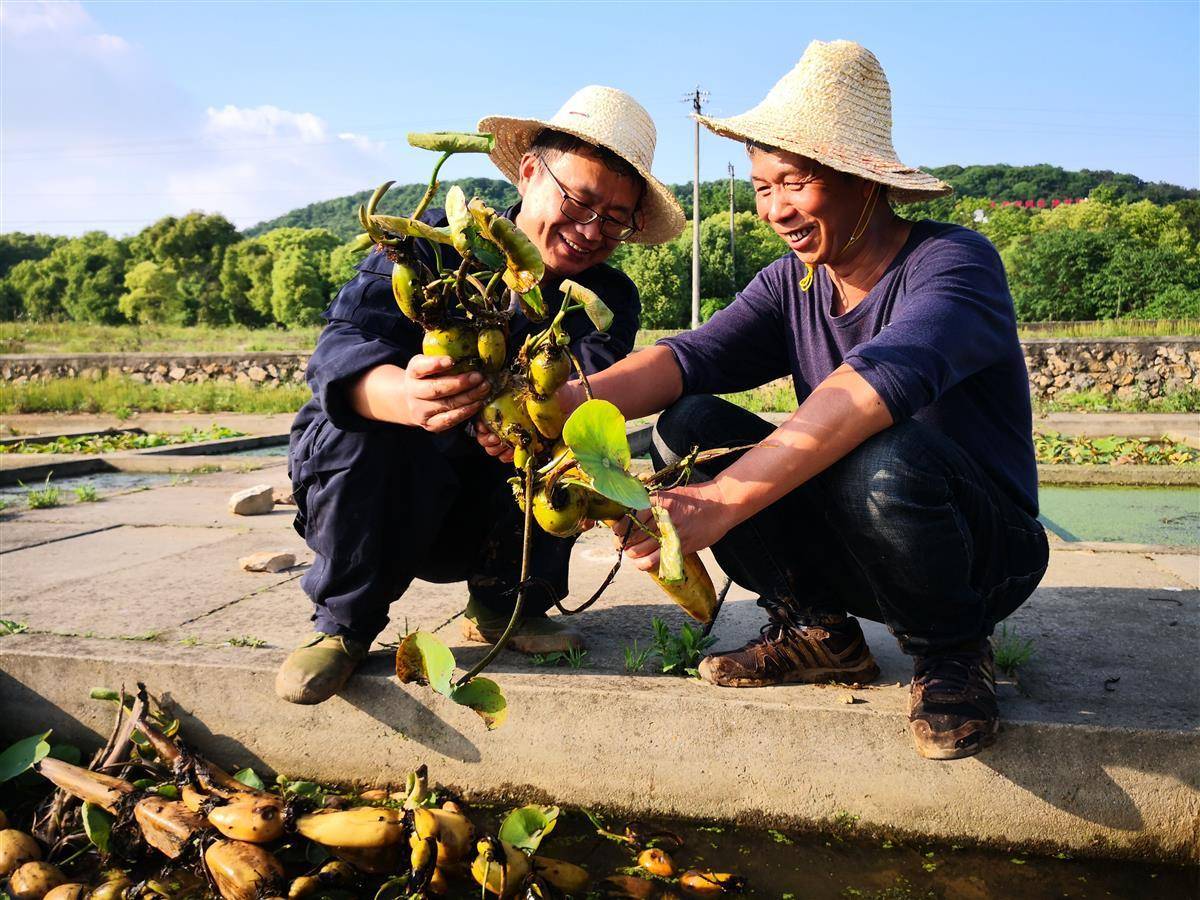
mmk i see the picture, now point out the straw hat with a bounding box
[478,86,686,244]
[696,40,951,203]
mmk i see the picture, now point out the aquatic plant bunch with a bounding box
[358,132,718,693]
[6,685,751,898]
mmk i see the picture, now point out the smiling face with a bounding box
[749,146,872,267]
[513,149,643,278]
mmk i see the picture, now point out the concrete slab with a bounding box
[1149,553,1200,589]
[0,468,1197,864]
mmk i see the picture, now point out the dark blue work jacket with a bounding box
[289,204,641,492]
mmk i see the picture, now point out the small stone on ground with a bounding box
[239,551,295,573]
[228,484,274,515]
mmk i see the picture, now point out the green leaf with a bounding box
[48,743,81,766]
[561,279,613,332]
[154,784,180,799]
[651,505,684,585]
[395,632,456,698]
[517,283,546,321]
[498,804,559,854]
[450,677,508,730]
[233,767,266,790]
[82,801,113,853]
[369,214,457,246]
[407,132,496,154]
[562,400,650,510]
[285,780,322,797]
[0,731,51,783]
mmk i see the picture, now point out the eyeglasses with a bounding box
[538,155,640,241]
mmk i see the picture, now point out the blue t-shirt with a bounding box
[659,221,1038,515]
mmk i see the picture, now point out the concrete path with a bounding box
[0,461,1197,864]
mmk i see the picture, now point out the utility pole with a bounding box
[727,162,736,286]
[684,86,708,329]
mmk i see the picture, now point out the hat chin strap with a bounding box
[799,181,881,292]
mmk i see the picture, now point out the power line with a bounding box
[682,86,708,331]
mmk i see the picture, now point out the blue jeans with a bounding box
[651,396,1049,657]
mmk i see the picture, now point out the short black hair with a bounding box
[531,128,643,185]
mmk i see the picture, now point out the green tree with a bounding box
[1034,199,1193,254]
[1093,244,1200,318]
[329,240,367,289]
[9,232,132,324]
[616,241,690,328]
[119,260,186,324]
[218,241,274,325]
[129,212,239,324]
[0,233,66,280]
[270,248,328,326]
[1007,229,1118,321]
[1169,199,1200,248]
[0,280,22,320]
[5,257,66,320]
[60,232,130,324]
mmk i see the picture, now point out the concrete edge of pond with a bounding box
[2,634,1196,866]
[0,452,285,486]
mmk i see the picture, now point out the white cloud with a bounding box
[206,105,328,143]
[90,33,130,54]
[3,13,389,236]
[0,0,92,37]
[338,132,385,155]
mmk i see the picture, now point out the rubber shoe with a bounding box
[461,600,584,655]
[908,640,998,760]
[698,614,880,688]
[274,633,368,705]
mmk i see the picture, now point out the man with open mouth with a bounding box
[556,40,1048,761]
[276,87,684,705]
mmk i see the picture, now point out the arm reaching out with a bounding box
[619,363,894,571]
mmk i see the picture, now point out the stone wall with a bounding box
[2,340,1199,401]
[1021,338,1200,401]
[0,352,310,387]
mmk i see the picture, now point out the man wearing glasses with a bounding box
[276,87,685,705]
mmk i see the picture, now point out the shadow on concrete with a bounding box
[341,655,481,764]
[159,687,281,778]
[0,669,107,748]
[976,584,1198,833]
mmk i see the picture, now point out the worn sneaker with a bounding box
[697,611,880,688]
[461,598,585,655]
[274,633,368,705]
[908,640,998,760]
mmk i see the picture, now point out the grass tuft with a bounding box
[992,623,1036,676]
[622,638,653,674]
[227,635,268,648]
[73,484,100,502]
[23,475,61,509]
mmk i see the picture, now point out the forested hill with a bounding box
[246,164,1197,240]
[243,178,518,240]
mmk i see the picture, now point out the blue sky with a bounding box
[3,0,1197,236]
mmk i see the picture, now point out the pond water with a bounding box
[463,805,1195,898]
[1039,485,1199,545]
[0,471,176,505]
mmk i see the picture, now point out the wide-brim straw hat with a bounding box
[478,86,685,244]
[696,40,952,204]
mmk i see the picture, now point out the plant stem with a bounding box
[566,348,593,401]
[412,151,453,220]
[456,460,534,686]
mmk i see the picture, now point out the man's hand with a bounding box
[350,356,492,431]
[473,416,514,463]
[613,480,735,573]
[402,355,492,432]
